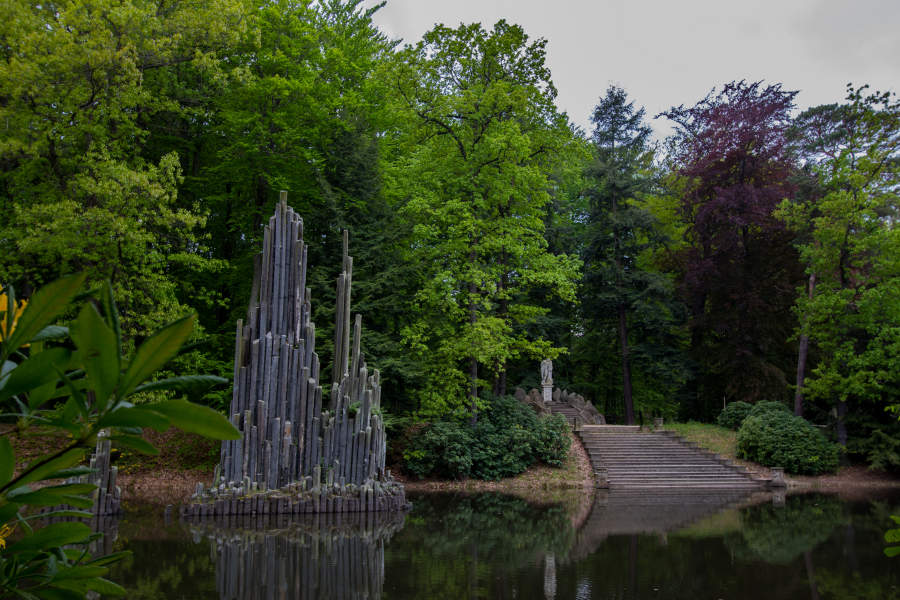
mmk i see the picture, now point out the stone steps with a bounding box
[577,428,764,490]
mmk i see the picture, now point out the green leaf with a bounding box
[109,434,159,455]
[98,405,170,431]
[16,447,87,488]
[885,528,900,544]
[70,303,119,410]
[41,466,93,479]
[53,367,87,421]
[39,583,92,599]
[7,274,86,351]
[101,281,122,357]
[0,348,72,404]
[133,375,228,395]
[0,437,12,487]
[86,577,127,596]
[29,326,69,343]
[5,521,91,554]
[8,483,96,508]
[33,588,83,600]
[886,545,900,558]
[86,551,131,567]
[51,565,108,580]
[28,378,66,411]
[23,508,93,520]
[150,399,240,440]
[118,314,195,398]
[0,502,20,522]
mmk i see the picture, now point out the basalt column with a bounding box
[192,192,405,516]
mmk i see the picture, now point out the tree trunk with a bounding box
[619,305,635,425]
[469,353,478,425]
[469,244,478,424]
[469,286,478,425]
[794,272,816,417]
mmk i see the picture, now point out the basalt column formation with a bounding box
[187,192,405,517]
[40,430,122,517]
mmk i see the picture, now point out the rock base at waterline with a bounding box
[182,480,407,518]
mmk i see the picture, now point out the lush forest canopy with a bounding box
[2,0,898,469]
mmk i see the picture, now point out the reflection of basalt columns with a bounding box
[201,192,404,515]
[190,511,404,600]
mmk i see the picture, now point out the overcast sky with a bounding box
[363,0,899,137]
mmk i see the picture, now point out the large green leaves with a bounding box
[69,303,120,409]
[118,314,195,398]
[4,274,86,353]
[150,399,239,440]
[0,347,72,404]
[13,448,87,489]
[7,483,96,509]
[4,522,92,555]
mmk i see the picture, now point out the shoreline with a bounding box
[113,431,899,511]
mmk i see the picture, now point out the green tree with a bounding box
[387,21,582,419]
[146,0,403,406]
[778,84,900,461]
[0,0,247,341]
[581,86,686,424]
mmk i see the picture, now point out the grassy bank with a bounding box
[665,421,900,493]
[666,422,738,459]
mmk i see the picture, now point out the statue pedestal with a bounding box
[542,383,553,404]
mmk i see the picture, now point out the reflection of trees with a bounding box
[385,493,574,599]
[108,530,217,599]
[731,495,846,564]
[408,494,573,562]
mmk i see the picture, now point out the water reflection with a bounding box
[189,511,405,600]
[104,491,900,600]
[570,489,761,560]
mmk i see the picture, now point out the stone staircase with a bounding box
[547,403,581,426]
[576,425,765,490]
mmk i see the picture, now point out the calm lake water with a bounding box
[104,489,899,599]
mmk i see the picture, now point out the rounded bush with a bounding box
[747,401,791,420]
[717,401,753,430]
[736,411,838,475]
[403,395,570,480]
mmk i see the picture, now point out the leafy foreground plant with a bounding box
[0,274,239,598]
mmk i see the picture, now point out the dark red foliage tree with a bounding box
[661,81,804,417]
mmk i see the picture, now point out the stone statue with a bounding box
[540,358,553,384]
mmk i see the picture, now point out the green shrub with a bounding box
[403,395,570,480]
[403,421,474,479]
[717,401,753,430]
[736,411,839,475]
[747,400,791,420]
